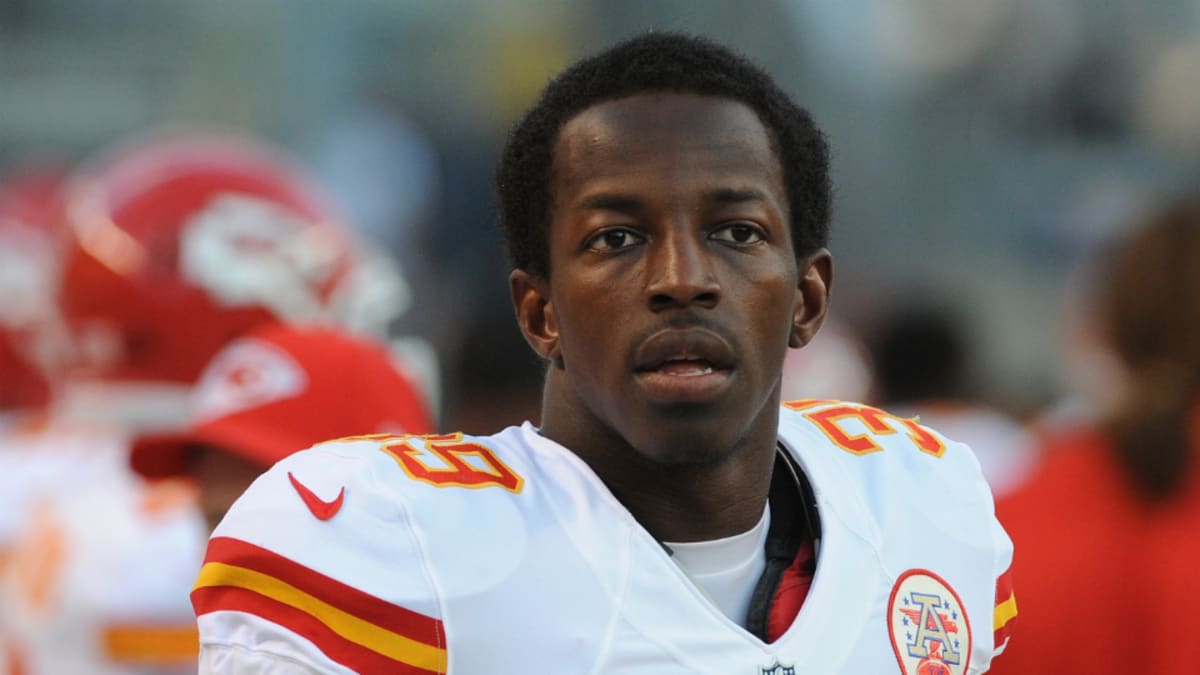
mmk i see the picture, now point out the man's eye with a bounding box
[586,229,643,251]
[710,223,764,244]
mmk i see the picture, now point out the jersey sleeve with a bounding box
[199,632,339,674]
[925,416,1018,664]
[934,419,1017,667]
[192,441,448,675]
[991,518,1018,657]
[779,399,1018,671]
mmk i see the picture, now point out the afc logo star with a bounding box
[760,663,796,675]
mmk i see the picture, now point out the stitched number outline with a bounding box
[381,433,524,492]
[784,399,946,458]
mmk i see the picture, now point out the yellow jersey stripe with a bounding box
[195,561,446,671]
[994,592,1018,630]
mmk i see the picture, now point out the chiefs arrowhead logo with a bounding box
[288,472,344,520]
[191,338,307,423]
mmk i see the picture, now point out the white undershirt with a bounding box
[663,503,771,625]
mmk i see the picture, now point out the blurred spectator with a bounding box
[131,324,434,532]
[869,304,1038,498]
[992,197,1200,674]
[0,129,410,674]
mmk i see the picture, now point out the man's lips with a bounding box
[633,329,736,374]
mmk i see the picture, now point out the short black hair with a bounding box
[496,31,832,278]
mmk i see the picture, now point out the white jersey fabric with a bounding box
[888,402,1039,500]
[196,400,1016,675]
[0,420,205,674]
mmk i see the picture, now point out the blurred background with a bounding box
[3,3,1200,671]
[2,0,1199,428]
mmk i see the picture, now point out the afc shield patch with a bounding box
[887,569,971,675]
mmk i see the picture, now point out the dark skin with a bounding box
[511,93,831,543]
[188,444,265,532]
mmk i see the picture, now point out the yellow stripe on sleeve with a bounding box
[104,624,198,663]
[194,561,446,671]
[994,592,1018,630]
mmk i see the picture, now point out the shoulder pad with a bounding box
[196,439,448,673]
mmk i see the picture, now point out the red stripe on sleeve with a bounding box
[202,537,442,648]
[995,567,1014,605]
[994,566,1017,649]
[994,616,1016,651]
[192,585,442,674]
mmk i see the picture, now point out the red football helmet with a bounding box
[0,164,68,410]
[58,130,357,387]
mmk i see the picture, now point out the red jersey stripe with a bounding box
[193,561,445,670]
[994,567,1014,606]
[993,615,1016,652]
[201,536,442,648]
[993,567,1017,648]
[193,584,443,674]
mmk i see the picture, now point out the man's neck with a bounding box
[596,444,776,542]
[537,365,782,538]
[537,383,780,542]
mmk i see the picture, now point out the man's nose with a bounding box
[644,230,720,311]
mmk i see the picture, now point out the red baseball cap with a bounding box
[130,324,434,479]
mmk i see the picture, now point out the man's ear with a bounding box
[510,269,562,367]
[789,249,833,348]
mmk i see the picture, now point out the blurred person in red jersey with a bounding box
[990,197,1200,674]
[131,323,434,532]
[0,129,419,675]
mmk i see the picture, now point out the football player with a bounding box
[196,34,1015,674]
[130,323,434,533]
[0,130,411,674]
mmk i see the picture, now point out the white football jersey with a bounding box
[197,400,1016,675]
[0,422,205,674]
[0,419,131,557]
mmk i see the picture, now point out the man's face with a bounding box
[517,92,829,466]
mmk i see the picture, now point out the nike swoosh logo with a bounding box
[288,472,345,520]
